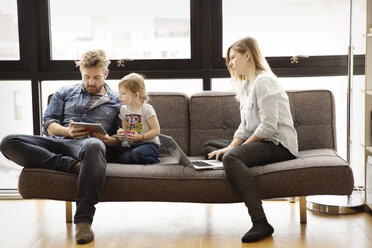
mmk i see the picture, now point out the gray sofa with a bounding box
[18,90,354,224]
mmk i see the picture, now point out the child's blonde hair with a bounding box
[118,73,149,102]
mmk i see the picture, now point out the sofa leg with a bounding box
[66,201,72,223]
[299,196,307,223]
[289,197,296,203]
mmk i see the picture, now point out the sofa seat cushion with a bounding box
[18,149,353,203]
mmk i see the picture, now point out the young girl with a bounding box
[204,37,298,243]
[116,73,161,164]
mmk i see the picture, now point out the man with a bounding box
[0,49,121,244]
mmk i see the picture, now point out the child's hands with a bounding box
[117,128,125,140]
[125,131,140,143]
[117,128,138,143]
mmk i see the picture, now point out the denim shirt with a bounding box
[43,83,121,137]
[234,74,298,156]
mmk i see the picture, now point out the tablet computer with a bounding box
[70,122,107,135]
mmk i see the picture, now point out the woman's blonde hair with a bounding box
[118,73,149,102]
[75,49,110,70]
[226,37,274,101]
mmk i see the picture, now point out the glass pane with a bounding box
[0,81,33,189]
[145,79,203,96]
[49,0,190,60]
[223,0,366,56]
[0,0,19,60]
[211,78,234,92]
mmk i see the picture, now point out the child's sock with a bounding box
[241,218,274,243]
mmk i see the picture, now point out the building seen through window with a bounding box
[0,0,19,60]
[49,0,191,60]
[223,0,366,56]
[0,82,33,189]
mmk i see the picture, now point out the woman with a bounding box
[206,37,298,242]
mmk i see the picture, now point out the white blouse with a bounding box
[234,73,298,156]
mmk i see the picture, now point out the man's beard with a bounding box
[86,85,104,95]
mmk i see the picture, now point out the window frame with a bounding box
[211,0,365,78]
[0,0,366,135]
[38,0,203,76]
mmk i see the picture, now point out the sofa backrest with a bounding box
[188,90,336,156]
[149,92,190,154]
[287,90,336,152]
[47,89,336,156]
[189,91,240,156]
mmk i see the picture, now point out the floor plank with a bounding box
[0,199,371,248]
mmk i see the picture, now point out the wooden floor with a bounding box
[0,199,372,248]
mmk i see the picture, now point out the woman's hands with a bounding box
[207,137,245,161]
[208,145,234,161]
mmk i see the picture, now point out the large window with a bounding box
[49,0,191,60]
[222,0,366,56]
[0,0,19,60]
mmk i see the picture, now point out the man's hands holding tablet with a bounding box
[68,121,118,146]
[68,121,107,139]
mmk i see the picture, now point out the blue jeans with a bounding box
[118,143,160,164]
[0,134,120,224]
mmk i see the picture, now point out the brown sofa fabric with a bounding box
[18,90,354,204]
